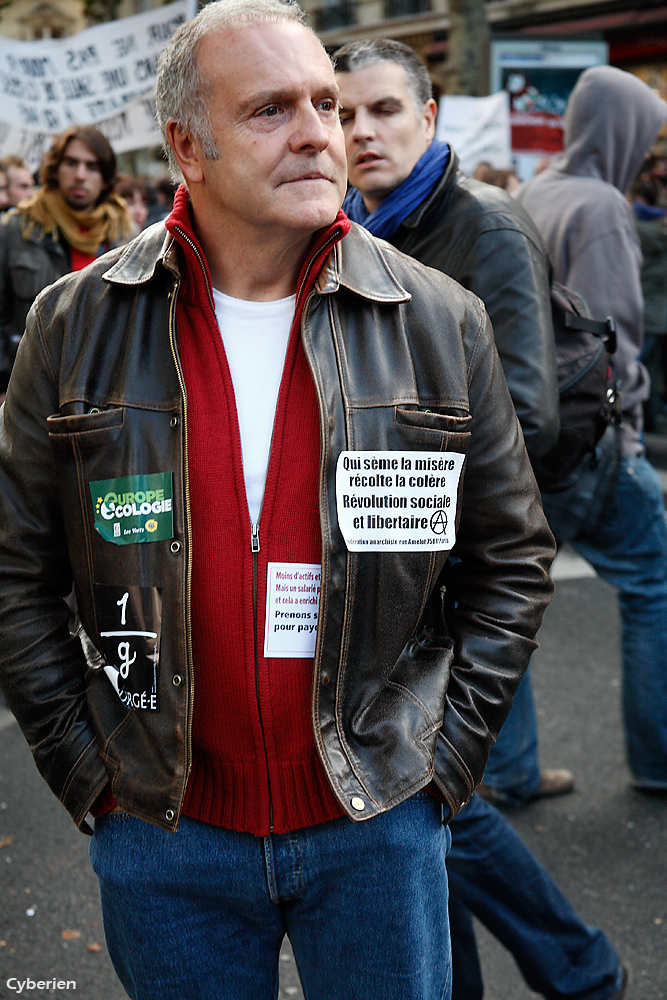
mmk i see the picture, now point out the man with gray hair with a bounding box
[0,3,555,997]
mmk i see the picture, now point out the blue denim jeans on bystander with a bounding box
[486,434,667,795]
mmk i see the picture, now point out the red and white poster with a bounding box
[491,41,608,179]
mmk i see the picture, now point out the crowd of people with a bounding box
[0,147,174,395]
[0,2,665,998]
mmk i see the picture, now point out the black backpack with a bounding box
[532,282,621,492]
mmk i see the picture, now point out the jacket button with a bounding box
[172,674,183,687]
[170,416,179,428]
[320,674,330,686]
[328,416,335,429]
[165,809,176,822]
[170,540,181,554]
[351,796,365,812]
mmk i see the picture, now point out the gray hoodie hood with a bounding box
[557,65,666,193]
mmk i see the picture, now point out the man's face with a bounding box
[56,138,105,211]
[337,61,436,212]
[185,20,347,242]
[6,165,35,206]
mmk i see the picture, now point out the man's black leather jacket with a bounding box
[0,221,555,832]
[0,209,127,378]
[0,212,70,376]
[391,151,559,462]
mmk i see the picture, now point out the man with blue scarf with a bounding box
[336,38,558,467]
[336,38,629,1000]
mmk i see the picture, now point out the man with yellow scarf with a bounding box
[0,126,132,394]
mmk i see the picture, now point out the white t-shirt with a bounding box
[212,288,296,524]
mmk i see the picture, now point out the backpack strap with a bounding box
[564,312,617,354]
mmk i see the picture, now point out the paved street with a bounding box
[475,553,667,1000]
[1,543,666,999]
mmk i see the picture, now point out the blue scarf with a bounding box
[343,140,450,240]
[634,200,666,221]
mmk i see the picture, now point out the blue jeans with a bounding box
[448,795,623,1000]
[89,793,452,1000]
[486,438,667,793]
[481,673,541,801]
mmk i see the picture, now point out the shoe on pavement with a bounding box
[611,960,631,999]
[534,768,575,798]
[632,781,667,796]
[477,768,575,808]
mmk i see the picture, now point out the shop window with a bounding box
[315,0,356,30]
[385,0,431,17]
[20,2,74,39]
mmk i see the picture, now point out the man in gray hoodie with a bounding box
[487,65,667,800]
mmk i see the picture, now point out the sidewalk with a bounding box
[477,552,667,1000]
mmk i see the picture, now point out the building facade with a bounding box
[305,0,667,99]
[0,0,162,41]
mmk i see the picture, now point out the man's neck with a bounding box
[194,215,314,301]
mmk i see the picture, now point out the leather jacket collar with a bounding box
[103,213,413,309]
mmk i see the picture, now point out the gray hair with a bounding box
[333,39,433,112]
[156,0,308,182]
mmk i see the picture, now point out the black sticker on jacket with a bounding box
[96,585,162,711]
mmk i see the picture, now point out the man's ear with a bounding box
[166,120,205,185]
[423,98,438,142]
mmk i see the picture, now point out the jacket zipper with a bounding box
[300,292,330,679]
[297,232,341,671]
[175,224,276,831]
[167,278,195,805]
[250,521,274,832]
[173,223,337,834]
[286,237,341,771]
[173,226,215,313]
[250,242,338,828]
[296,231,339,304]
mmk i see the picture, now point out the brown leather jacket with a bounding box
[0,220,555,833]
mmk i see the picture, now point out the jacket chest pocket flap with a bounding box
[47,408,125,450]
[394,406,471,453]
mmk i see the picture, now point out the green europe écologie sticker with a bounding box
[90,473,173,545]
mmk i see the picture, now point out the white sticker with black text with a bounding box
[96,584,161,711]
[264,563,321,658]
[336,451,465,551]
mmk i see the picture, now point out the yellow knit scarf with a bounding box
[19,187,133,254]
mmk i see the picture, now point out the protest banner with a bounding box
[435,91,511,177]
[0,0,187,164]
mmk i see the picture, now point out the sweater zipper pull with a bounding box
[251,523,260,553]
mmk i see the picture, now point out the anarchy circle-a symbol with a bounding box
[430,510,448,535]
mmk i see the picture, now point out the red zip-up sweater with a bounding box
[166,188,349,836]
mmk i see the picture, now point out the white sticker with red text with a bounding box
[336,451,464,552]
[264,562,321,658]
